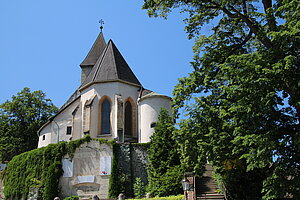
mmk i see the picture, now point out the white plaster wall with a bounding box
[38,98,80,147]
[38,125,52,148]
[80,88,96,106]
[38,81,140,147]
[59,141,113,199]
[139,96,171,143]
[53,99,80,143]
[72,103,82,140]
[82,82,139,140]
[80,88,96,136]
[112,82,139,138]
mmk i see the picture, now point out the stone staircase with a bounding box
[196,164,225,200]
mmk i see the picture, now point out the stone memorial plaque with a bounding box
[100,156,111,175]
[62,158,73,177]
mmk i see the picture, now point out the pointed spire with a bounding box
[81,39,141,88]
[80,32,106,67]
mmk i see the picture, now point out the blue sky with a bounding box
[0,0,194,108]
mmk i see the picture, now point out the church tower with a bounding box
[80,32,106,84]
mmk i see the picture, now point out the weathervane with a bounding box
[99,19,104,32]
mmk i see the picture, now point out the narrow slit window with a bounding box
[150,122,156,128]
[101,99,111,134]
[66,126,72,135]
[124,101,132,136]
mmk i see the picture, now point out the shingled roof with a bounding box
[80,39,141,88]
[80,32,106,67]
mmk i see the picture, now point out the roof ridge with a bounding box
[92,41,110,82]
[109,40,119,80]
[80,32,106,67]
[80,38,142,88]
[110,40,141,86]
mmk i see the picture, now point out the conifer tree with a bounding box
[147,108,182,196]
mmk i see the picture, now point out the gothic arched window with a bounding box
[100,98,111,135]
[124,101,132,136]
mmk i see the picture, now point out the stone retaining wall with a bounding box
[114,143,149,198]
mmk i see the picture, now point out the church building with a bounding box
[37,30,171,147]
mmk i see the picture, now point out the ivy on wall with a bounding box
[3,135,112,200]
[3,134,149,200]
[108,143,123,198]
[108,143,150,199]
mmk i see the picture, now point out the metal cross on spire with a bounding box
[99,19,104,32]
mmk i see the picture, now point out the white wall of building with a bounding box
[60,141,113,199]
[38,81,172,147]
[38,125,52,148]
[38,98,81,148]
[139,95,172,143]
[72,103,82,141]
[81,81,140,140]
[38,81,140,147]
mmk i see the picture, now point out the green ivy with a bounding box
[133,177,146,198]
[3,142,64,200]
[108,143,132,198]
[108,143,149,198]
[3,135,112,200]
[108,143,120,198]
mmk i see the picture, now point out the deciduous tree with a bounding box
[0,87,58,161]
[143,0,300,199]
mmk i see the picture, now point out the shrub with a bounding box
[108,144,124,198]
[64,196,79,200]
[134,177,146,198]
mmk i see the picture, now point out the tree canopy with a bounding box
[0,87,58,161]
[143,0,300,199]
